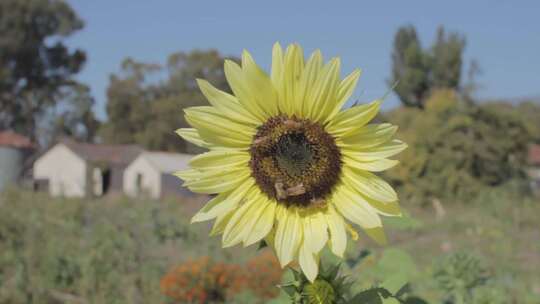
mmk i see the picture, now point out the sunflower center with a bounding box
[249,115,342,207]
[275,133,314,177]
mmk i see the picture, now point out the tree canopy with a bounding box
[384,89,531,204]
[389,25,466,108]
[99,50,236,153]
[0,0,97,144]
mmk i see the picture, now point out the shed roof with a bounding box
[0,131,33,149]
[141,151,192,173]
[60,138,143,166]
[529,144,540,165]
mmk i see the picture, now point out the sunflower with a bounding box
[175,43,406,282]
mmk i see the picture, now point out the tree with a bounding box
[431,26,466,89]
[0,0,89,142]
[384,89,530,204]
[46,84,100,143]
[389,25,467,109]
[99,58,161,145]
[100,50,236,153]
[389,25,430,108]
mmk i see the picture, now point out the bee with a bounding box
[286,183,306,196]
[310,197,327,208]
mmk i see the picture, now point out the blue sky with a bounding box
[67,1,540,120]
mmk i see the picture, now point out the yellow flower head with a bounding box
[175,43,407,282]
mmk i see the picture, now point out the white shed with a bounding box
[33,139,142,197]
[123,151,192,199]
[33,143,87,197]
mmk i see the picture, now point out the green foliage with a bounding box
[433,252,488,304]
[486,100,540,144]
[346,248,422,304]
[389,25,466,108]
[99,50,237,153]
[280,264,352,304]
[372,249,417,288]
[382,211,424,232]
[385,89,531,204]
[47,83,100,143]
[304,279,336,304]
[0,0,96,143]
[389,25,430,108]
[430,27,466,90]
[470,284,509,304]
[229,290,262,304]
[0,189,220,303]
[279,257,419,304]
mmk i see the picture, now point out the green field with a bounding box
[0,186,538,303]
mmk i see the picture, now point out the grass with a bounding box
[348,184,540,303]
[0,186,539,303]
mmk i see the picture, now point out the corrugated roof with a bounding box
[142,151,192,173]
[0,131,33,148]
[529,144,540,165]
[60,138,143,166]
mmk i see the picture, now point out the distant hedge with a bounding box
[383,89,533,205]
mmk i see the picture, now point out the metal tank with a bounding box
[0,131,33,192]
[0,145,25,192]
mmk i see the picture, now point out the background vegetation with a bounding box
[1,1,539,303]
[1,185,538,303]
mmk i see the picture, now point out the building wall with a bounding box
[110,165,126,193]
[0,146,25,192]
[161,173,193,198]
[528,167,540,179]
[33,144,87,197]
[528,167,540,196]
[123,156,161,199]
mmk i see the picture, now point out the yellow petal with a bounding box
[343,157,400,172]
[191,178,255,223]
[222,193,262,247]
[326,100,380,137]
[364,227,387,245]
[242,50,279,117]
[299,242,319,282]
[274,207,302,267]
[280,44,305,115]
[303,211,328,254]
[342,139,407,162]
[324,69,362,123]
[345,222,360,241]
[366,198,402,217]
[342,167,398,203]
[185,106,254,148]
[243,199,277,246]
[173,169,201,183]
[299,50,323,117]
[197,79,261,125]
[325,206,347,257]
[210,209,235,236]
[175,128,211,149]
[332,185,382,229]
[337,123,398,150]
[271,42,284,89]
[189,150,249,171]
[308,58,341,123]
[184,167,250,194]
[224,60,268,121]
[334,180,401,217]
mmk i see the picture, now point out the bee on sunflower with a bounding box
[175,43,406,282]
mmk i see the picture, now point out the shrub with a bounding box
[160,251,283,303]
[433,251,488,304]
[160,256,245,303]
[245,251,283,299]
[384,89,531,205]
